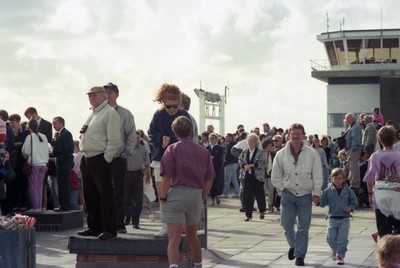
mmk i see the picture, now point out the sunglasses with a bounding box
[165,104,179,109]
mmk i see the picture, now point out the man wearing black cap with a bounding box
[104,82,136,234]
[78,86,122,240]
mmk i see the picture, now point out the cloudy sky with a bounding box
[1,0,398,139]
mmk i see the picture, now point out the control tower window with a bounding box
[383,38,399,63]
[348,39,362,64]
[335,40,345,65]
[325,41,338,65]
[363,38,381,63]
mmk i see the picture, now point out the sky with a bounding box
[1,0,399,140]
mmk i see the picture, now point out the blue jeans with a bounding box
[326,218,349,258]
[223,163,240,196]
[281,190,312,259]
[322,166,329,190]
[70,189,79,210]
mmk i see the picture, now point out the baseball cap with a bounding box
[103,82,119,94]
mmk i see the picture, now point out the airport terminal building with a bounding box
[312,28,400,137]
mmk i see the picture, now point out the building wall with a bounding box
[327,83,380,137]
[380,77,400,129]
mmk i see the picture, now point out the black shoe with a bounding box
[77,229,100,237]
[244,218,251,222]
[239,207,245,212]
[133,224,140,229]
[288,248,295,260]
[124,219,130,225]
[260,213,265,219]
[98,231,116,240]
[117,228,127,234]
[295,257,304,266]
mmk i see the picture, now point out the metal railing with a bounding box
[310,60,331,71]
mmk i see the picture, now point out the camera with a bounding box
[80,125,88,134]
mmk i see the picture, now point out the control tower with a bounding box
[311,28,400,137]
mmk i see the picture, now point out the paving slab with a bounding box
[35,195,379,267]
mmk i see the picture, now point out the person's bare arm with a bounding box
[160,176,172,201]
[202,179,213,202]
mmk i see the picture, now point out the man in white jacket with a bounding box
[272,123,323,267]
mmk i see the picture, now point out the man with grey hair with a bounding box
[78,86,122,240]
[344,113,362,199]
[362,115,377,156]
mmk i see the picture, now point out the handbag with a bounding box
[22,135,33,176]
[22,162,32,176]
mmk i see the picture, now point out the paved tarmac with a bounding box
[35,195,379,268]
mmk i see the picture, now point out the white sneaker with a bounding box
[331,249,336,261]
[154,224,168,237]
[336,256,344,265]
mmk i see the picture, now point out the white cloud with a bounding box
[45,1,91,35]
[1,0,399,137]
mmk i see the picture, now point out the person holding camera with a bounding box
[77,86,122,240]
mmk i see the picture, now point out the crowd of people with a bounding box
[1,84,400,267]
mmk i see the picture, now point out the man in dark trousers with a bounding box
[78,86,122,240]
[103,82,136,234]
[51,116,74,211]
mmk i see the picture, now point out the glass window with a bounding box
[347,39,362,64]
[383,38,399,63]
[362,38,382,63]
[328,113,346,128]
[325,41,338,66]
[335,40,345,65]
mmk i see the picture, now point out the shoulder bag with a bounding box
[22,135,33,176]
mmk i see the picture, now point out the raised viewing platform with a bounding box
[68,232,206,268]
[23,210,84,232]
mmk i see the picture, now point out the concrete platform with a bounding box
[23,210,84,232]
[35,195,380,267]
[69,233,206,268]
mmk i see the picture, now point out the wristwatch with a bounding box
[159,197,167,202]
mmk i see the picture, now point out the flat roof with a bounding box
[317,28,400,41]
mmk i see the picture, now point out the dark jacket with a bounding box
[148,109,190,162]
[37,118,53,144]
[224,140,238,166]
[52,128,74,167]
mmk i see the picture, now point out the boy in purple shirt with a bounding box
[160,116,214,268]
[364,126,400,238]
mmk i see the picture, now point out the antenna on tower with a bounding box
[381,5,383,29]
[326,11,329,34]
[224,83,229,104]
[340,17,345,31]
